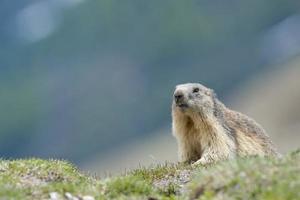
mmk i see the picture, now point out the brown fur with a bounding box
[172,83,279,165]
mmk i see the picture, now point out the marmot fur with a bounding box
[172,83,279,165]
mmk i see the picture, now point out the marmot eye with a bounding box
[192,88,199,93]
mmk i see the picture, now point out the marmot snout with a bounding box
[172,83,279,165]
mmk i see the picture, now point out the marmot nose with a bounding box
[174,91,184,103]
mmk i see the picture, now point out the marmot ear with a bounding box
[207,89,217,98]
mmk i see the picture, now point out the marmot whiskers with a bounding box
[172,83,279,165]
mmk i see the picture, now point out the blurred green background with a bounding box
[1,0,300,173]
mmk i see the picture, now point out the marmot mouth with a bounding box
[177,103,188,108]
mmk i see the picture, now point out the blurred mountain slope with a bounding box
[82,128,177,175]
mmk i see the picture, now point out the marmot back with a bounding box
[172,83,279,165]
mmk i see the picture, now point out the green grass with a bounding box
[189,150,300,200]
[0,150,299,200]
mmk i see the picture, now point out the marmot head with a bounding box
[172,83,216,116]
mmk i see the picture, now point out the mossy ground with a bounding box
[0,150,299,200]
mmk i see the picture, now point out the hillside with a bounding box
[1,150,299,200]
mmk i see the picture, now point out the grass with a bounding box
[189,150,300,200]
[0,150,299,200]
[0,159,101,199]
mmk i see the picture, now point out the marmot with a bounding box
[172,83,279,165]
